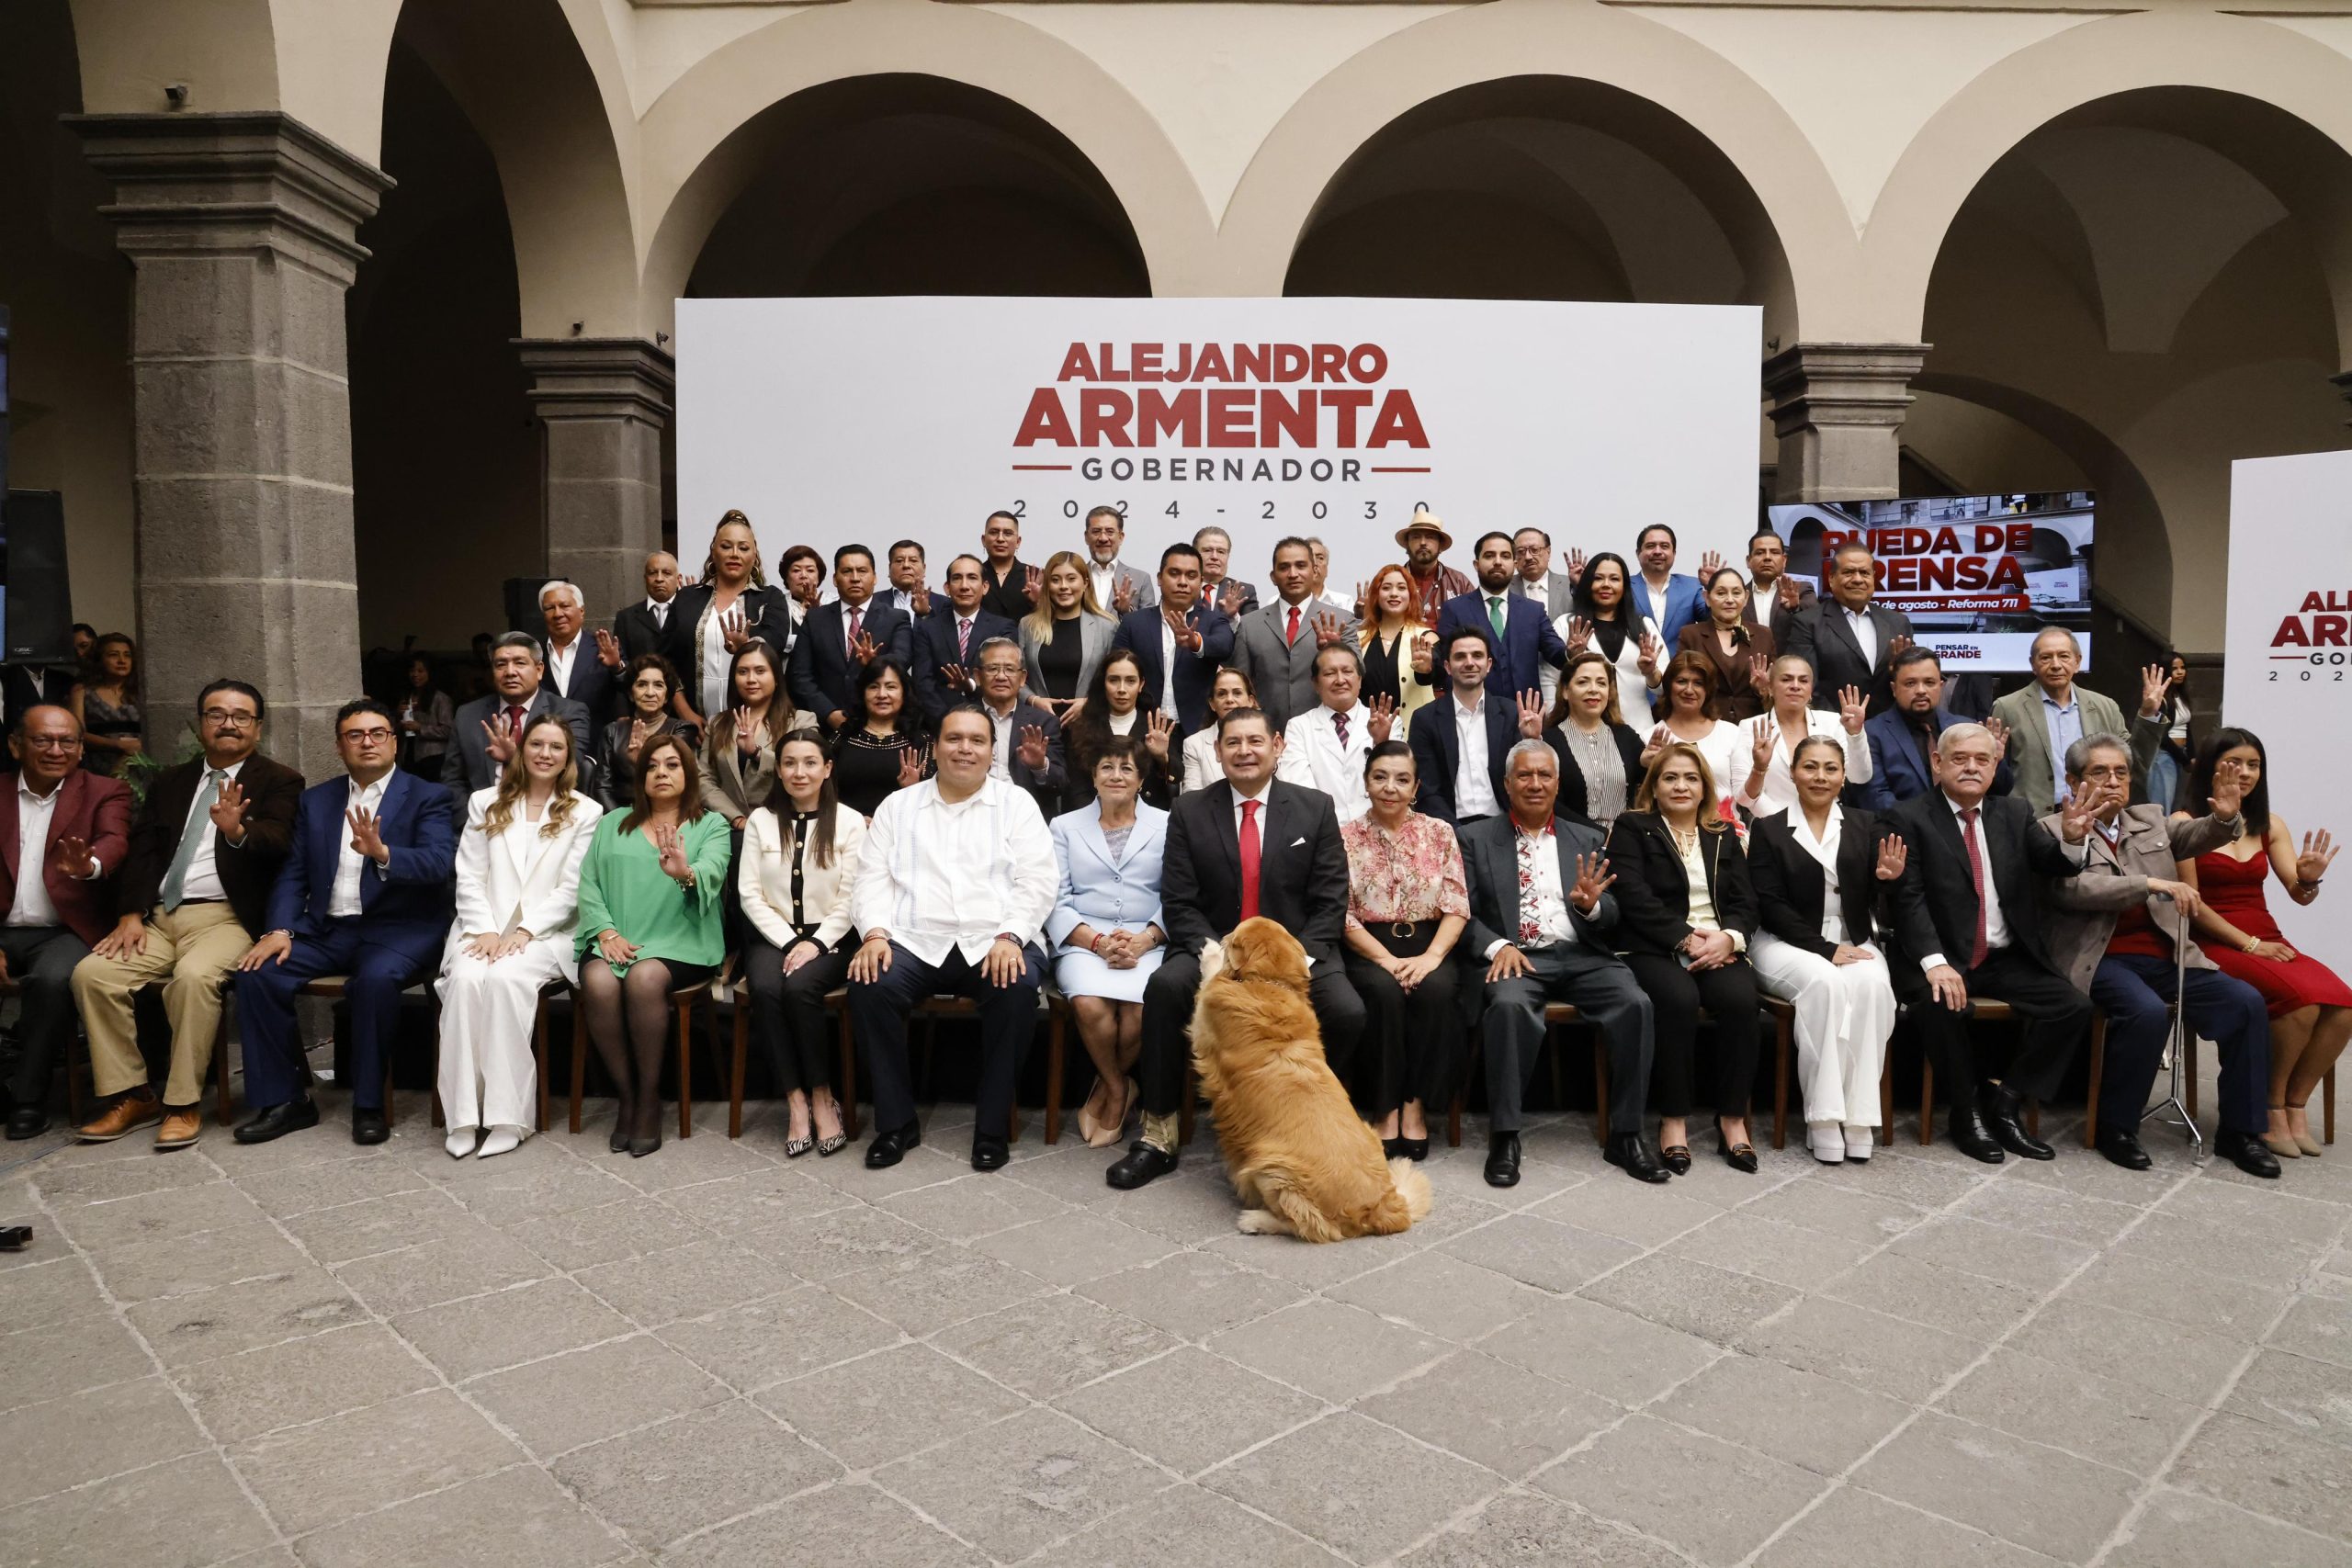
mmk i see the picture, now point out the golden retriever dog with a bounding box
[1191,919,1433,1242]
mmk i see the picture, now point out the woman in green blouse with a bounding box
[576,732,732,1156]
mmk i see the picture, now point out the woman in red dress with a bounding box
[2176,729,2347,1158]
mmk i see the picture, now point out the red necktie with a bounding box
[506,705,525,736]
[846,606,864,646]
[1285,605,1301,646]
[1238,799,1262,920]
[1960,806,1990,970]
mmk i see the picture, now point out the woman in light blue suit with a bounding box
[1046,735,1169,1146]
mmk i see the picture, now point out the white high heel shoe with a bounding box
[477,1127,524,1158]
[1806,1122,1844,1164]
[445,1127,480,1159]
[1841,1124,1875,1161]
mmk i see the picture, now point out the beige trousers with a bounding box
[70,902,250,1106]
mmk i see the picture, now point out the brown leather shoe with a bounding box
[153,1108,204,1151]
[77,1093,163,1143]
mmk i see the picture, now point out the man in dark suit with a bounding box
[1408,629,1519,826]
[978,510,1039,621]
[1460,740,1663,1187]
[443,633,594,802]
[910,554,1017,726]
[972,637,1067,819]
[1782,542,1913,716]
[1852,647,2014,809]
[538,581,618,746]
[1434,532,1567,700]
[72,680,303,1151]
[1885,720,2096,1164]
[1193,525,1260,618]
[604,549,691,674]
[1743,528,1815,643]
[1509,527,1576,619]
[0,706,131,1137]
[1105,706,1366,1190]
[233,699,458,1146]
[786,543,914,729]
[1113,542,1234,732]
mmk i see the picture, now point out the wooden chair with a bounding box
[826,987,1054,1145]
[724,979,867,1142]
[2175,1029,2335,1145]
[1907,1000,2041,1145]
[293,976,447,1128]
[59,975,237,1128]
[567,971,718,1140]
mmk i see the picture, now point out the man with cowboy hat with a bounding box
[1397,508,1475,626]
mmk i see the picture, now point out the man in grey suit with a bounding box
[442,632,594,802]
[1192,525,1260,619]
[1083,505,1156,614]
[1510,527,1577,619]
[1987,628,2165,815]
[1459,740,1664,1188]
[1230,536,1353,734]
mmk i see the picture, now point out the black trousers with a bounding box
[1622,952,1760,1119]
[1137,950,1367,1118]
[744,933,852,1096]
[1343,931,1461,1116]
[0,924,89,1105]
[1482,942,1652,1134]
[848,941,1043,1140]
[1896,944,2092,1102]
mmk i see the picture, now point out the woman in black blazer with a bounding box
[1540,650,1648,829]
[670,511,795,726]
[1746,733,1906,1164]
[1604,741,1763,1173]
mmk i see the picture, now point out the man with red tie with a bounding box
[1105,705,1364,1190]
[1230,536,1353,734]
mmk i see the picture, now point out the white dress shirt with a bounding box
[1090,561,1124,609]
[1919,791,2012,974]
[645,595,673,632]
[1453,694,1499,820]
[10,777,66,927]
[1789,806,1850,945]
[1158,616,1182,721]
[1485,821,1576,957]
[546,636,581,698]
[1736,709,1873,818]
[1843,604,1879,672]
[986,703,1017,780]
[329,773,392,919]
[850,776,1056,965]
[1275,702,1373,822]
[175,758,248,907]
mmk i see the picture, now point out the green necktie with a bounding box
[1487,596,1507,638]
[161,769,227,911]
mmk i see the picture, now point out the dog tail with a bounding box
[1387,1158,1434,1226]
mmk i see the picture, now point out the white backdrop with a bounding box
[2223,448,2352,960]
[676,297,1761,597]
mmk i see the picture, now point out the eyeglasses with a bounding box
[200,709,255,728]
[22,736,82,752]
[340,728,396,743]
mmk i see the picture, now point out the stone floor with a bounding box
[3,1085,2351,1568]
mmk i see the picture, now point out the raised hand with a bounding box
[1565,616,1593,656]
[1569,852,1615,913]
[654,824,694,884]
[733,706,764,756]
[909,583,933,619]
[1217,581,1245,619]
[1641,723,1670,765]
[209,779,249,840]
[1565,548,1587,581]
[2139,662,2169,718]
[1410,629,1436,675]
[1023,564,1044,602]
[1698,548,1726,578]
[594,626,624,669]
[2208,755,2247,821]
[345,806,388,864]
[847,628,879,665]
[1886,635,1914,660]
[628,716,660,757]
[1838,683,1868,734]
[481,716,518,766]
[1516,689,1546,739]
[1874,833,1908,882]
[1748,717,1778,772]
[2058,786,2099,844]
[1748,651,1771,695]
[1983,715,2011,753]
[1636,629,1663,680]
[50,834,94,881]
[1366,694,1398,745]
[718,605,751,654]
[1311,610,1346,649]
[896,743,931,789]
[1352,581,1371,620]
[1112,575,1136,614]
[1017,724,1049,773]
[2296,829,2337,886]
[1778,573,1803,611]
[1144,711,1175,761]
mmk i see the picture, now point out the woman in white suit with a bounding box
[437,715,604,1157]
[1046,736,1169,1146]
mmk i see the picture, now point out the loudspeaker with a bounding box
[3,490,74,665]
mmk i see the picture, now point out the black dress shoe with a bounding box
[1484,1132,1522,1189]
[628,1130,662,1158]
[1105,1141,1178,1190]
[971,1134,1009,1172]
[1382,1136,1409,1160]
[1658,1143,1692,1176]
[351,1107,390,1146]
[1947,1101,2005,1164]
[1981,1085,2053,1160]
[1715,1121,1758,1174]
[232,1098,320,1145]
[2217,1128,2282,1179]
[1604,1132,1671,1184]
[1399,1136,1430,1162]
[2096,1126,2153,1170]
[5,1106,47,1141]
[865,1121,922,1169]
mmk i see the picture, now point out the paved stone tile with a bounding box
[2066,1247,2290,1338]
[465,1333,729,1458]
[93,1221,314,1306]
[2008,1298,2246,1404]
[2271,1292,2352,1370]
[278,1188,473,1267]
[290,1463,627,1568]
[231,1386,524,1536]
[571,1235,797,1327]
[1327,1249,1543,1342]
[2117,1211,2312,1293]
[50,1177,265,1250]
[1483,1294,1718,1407]
[1938,1347,2204,1477]
[760,1342,1026,1470]
[657,1282,902,1391]
[1204,1410,1501,1563]
[735,1203,933,1280]
[32,1150,222,1207]
[827,1245,1052,1336]
[127,1265,368,1367]
[1534,1411,1826,1565]
[174,1321,436,1442]
[1817,1149,1990,1210]
[1821,1252,2040,1341]
[551,1397,841,1548]
[1955,1172,2149,1247]
[653,1163,858,1235]
[1528,1178,1721,1247]
[1579,1253,1802,1346]
[1887,1213,2096,1292]
[0,1452,274,1568]
[599,1129,780,1193]
[1398,1487,1665,1567]
[1056,1483,1348,1567]
[1209,1298,1452,1403]
[2159,1173,2352,1246]
[0,1256,108,1332]
[1086,1168,1254,1244]
[1360,1348,1619,1478]
[392,1276,634,1382]
[1856,1411,2139,1559]
[2106,1485,2352,1568]
[0,1313,154,1412]
[1736,1293,1981,1401]
[1438,1213,1642,1293]
[874,1405,1159,1561]
[2224,1347,2352,1450]
[1666,1210,1876,1291]
[236,1154,432,1218]
[0,1375,209,1509]
[880,1168,1069,1238]
[931,1292,1176,1402]
[967,1209,1180,1285]
[1655,1351,1910,1476]
[1056,1345,1323,1474]
[1755,1483,2063,1567]
[1999,1149,2177,1209]
[1200,1225,1419,1291]
[329,1224,552,1317]
[1738,1178,1928,1246]
[1074,1248,1306,1339]
[660,1480,988,1568]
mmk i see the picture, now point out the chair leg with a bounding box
[1590,1026,1610,1145]
[569,1000,587,1134]
[1919,1058,1934,1146]
[677,998,695,1140]
[532,996,550,1135]
[729,999,748,1140]
[836,998,860,1140]
[1044,1005,1064,1146]
[2083,1014,2105,1148]
[1771,1010,1791,1151]
[2027,1100,2040,1139]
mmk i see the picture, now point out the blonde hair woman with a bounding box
[1019,549,1117,722]
[672,510,793,723]
[436,715,604,1158]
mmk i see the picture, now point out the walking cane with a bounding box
[2138,889,2207,1163]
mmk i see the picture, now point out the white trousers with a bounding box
[1750,933,1896,1128]
[435,942,570,1132]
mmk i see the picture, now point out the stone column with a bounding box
[1761,343,1929,502]
[515,338,674,619]
[73,111,390,780]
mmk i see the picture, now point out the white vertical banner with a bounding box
[2223,448,2352,959]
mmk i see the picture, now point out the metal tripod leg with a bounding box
[2138,935,2206,1162]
